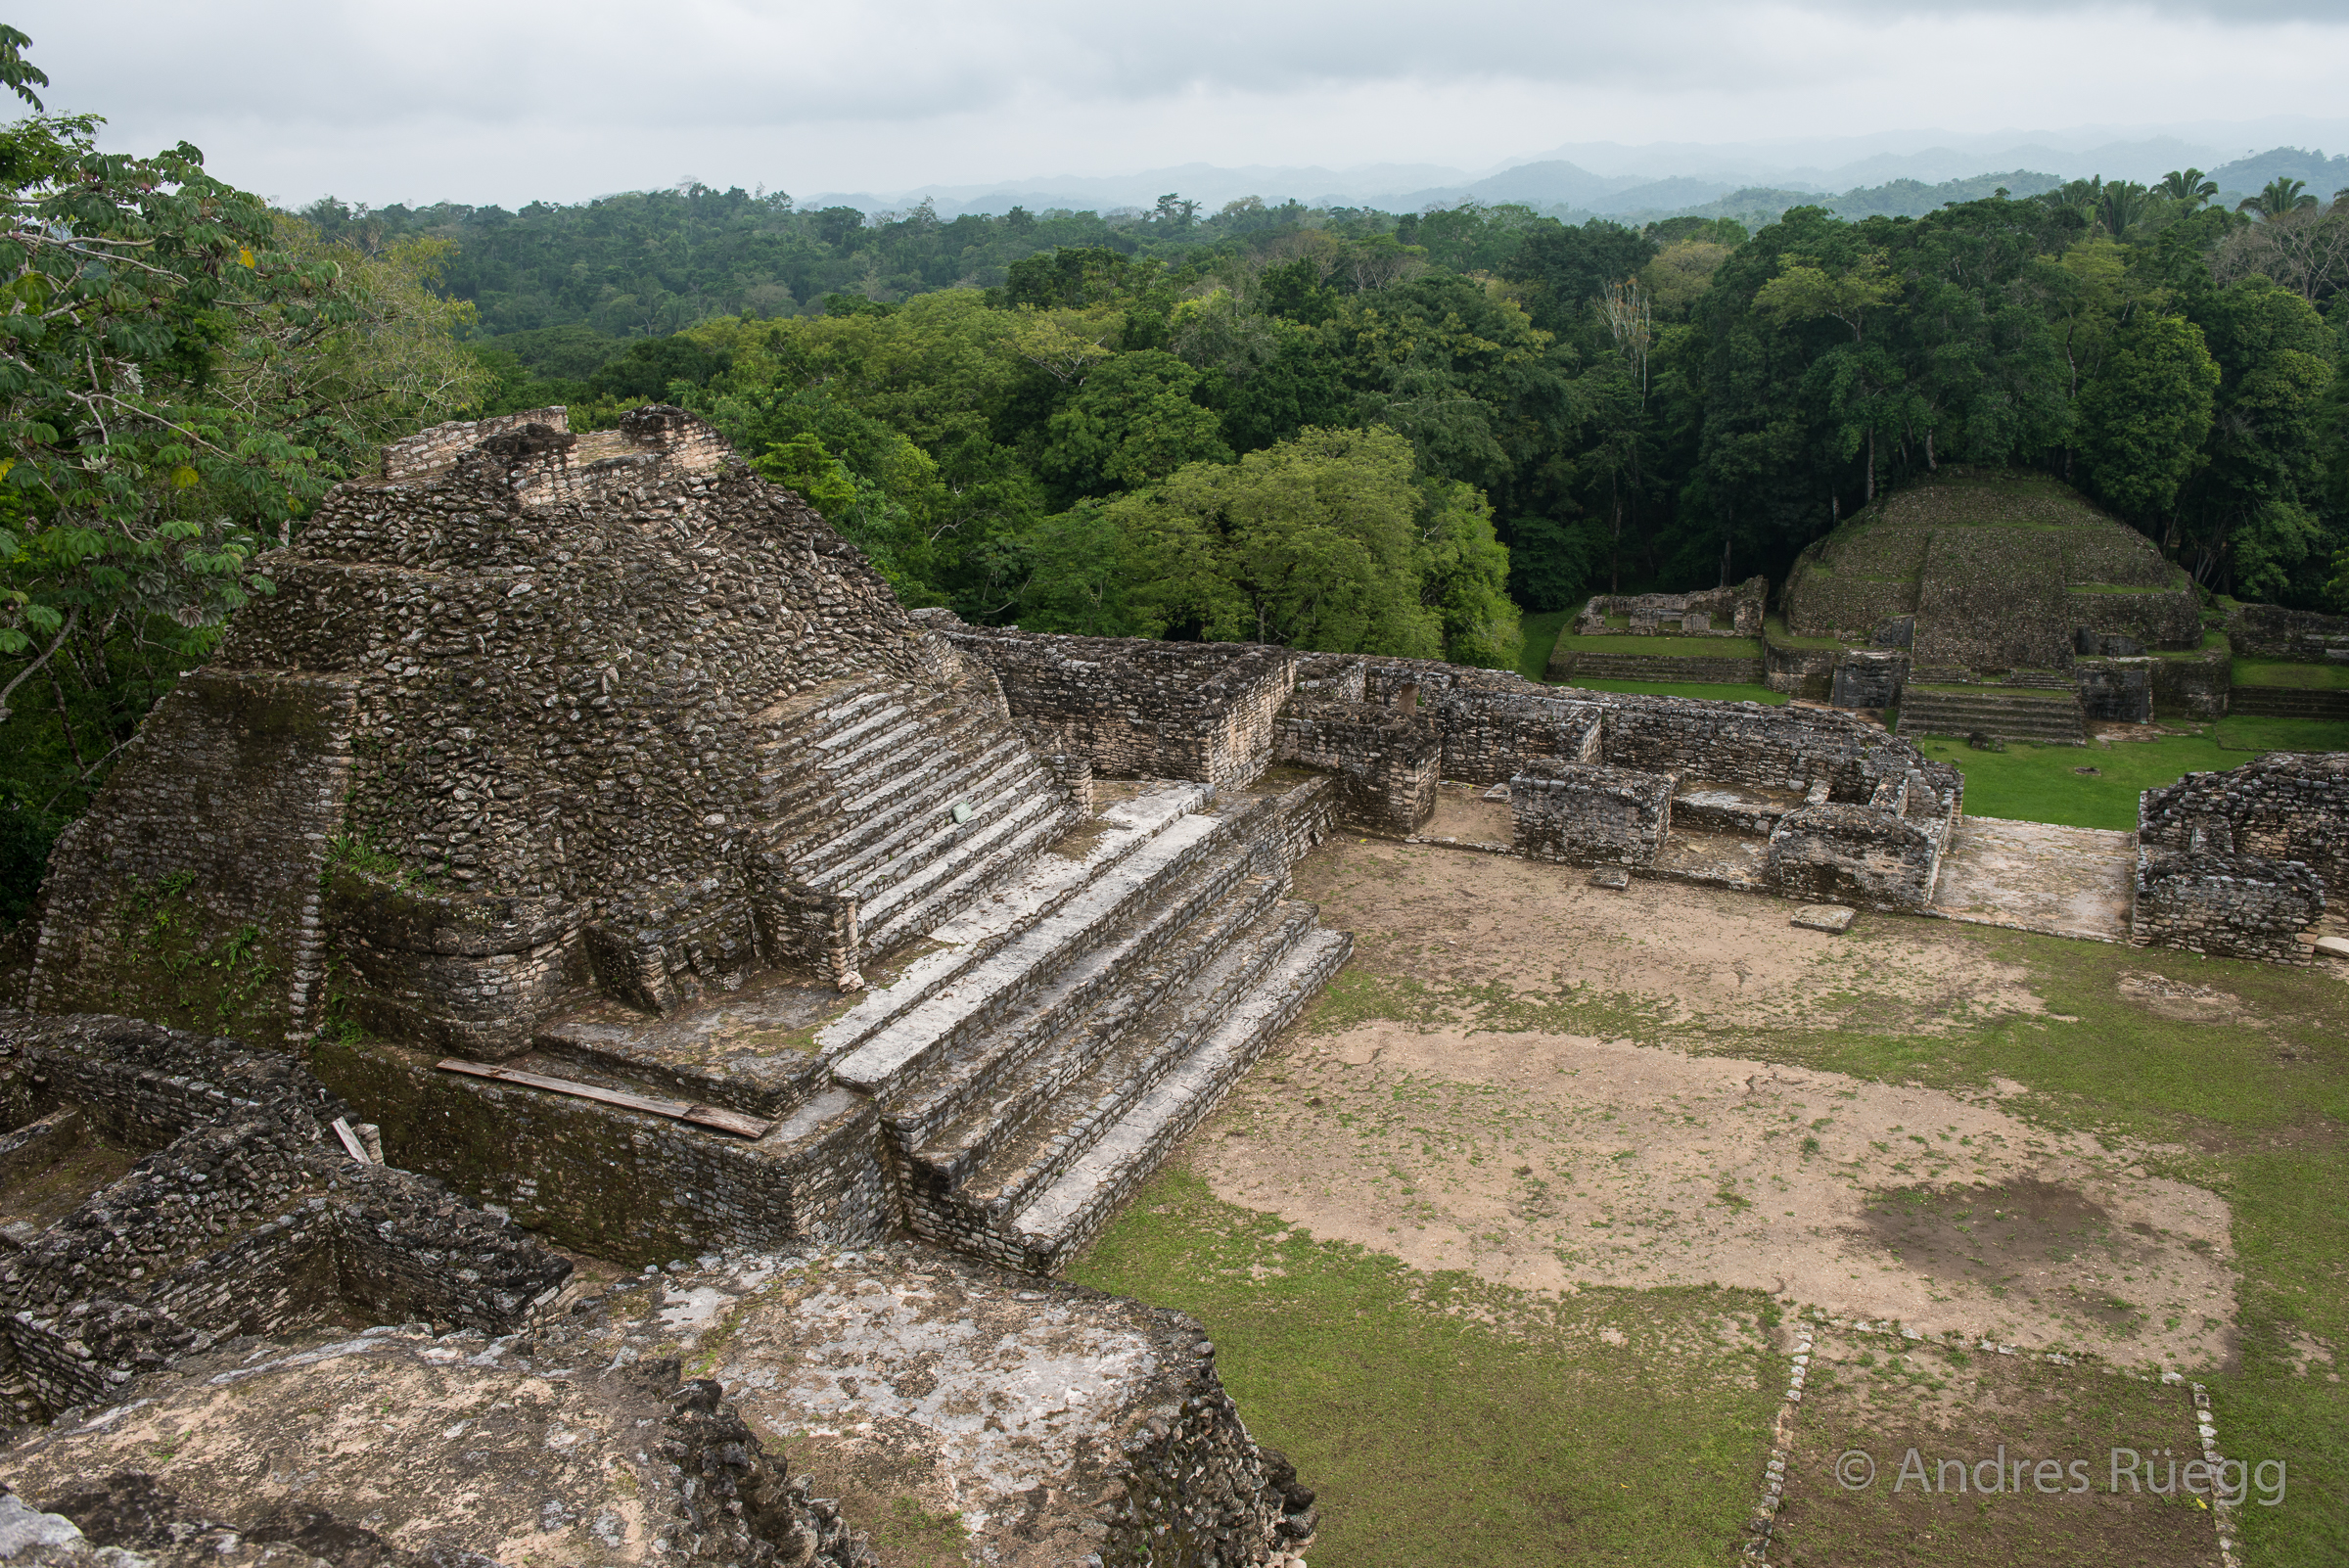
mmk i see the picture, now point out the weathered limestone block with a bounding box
[0,1012,569,1420]
[1765,804,1942,910]
[0,1333,873,1567]
[1829,649,1908,710]
[1510,760,1675,867]
[1272,701,1439,835]
[2139,753,2349,901]
[2128,849,2325,963]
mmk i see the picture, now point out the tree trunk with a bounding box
[1925,429,1935,471]
[1865,430,1876,502]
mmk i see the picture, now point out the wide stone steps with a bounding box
[831,810,1232,1096]
[879,846,1255,1156]
[802,741,1046,897]
[1000,927,1352,1273]
[926,894,1311,1232]
[1554,651,1767,685]
[2228,685,2349,720]
[814,784,1209,1052]
[854,786,1078,956]
[1899,686,2087,744]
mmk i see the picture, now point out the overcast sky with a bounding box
[19,0,2349,208]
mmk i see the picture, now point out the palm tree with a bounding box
[2099,181,2156,238]
[2237,176,2319,220]
[2156,168,2217,207]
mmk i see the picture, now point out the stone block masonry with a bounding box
[920,612,1296,792]
[2129,851,2325,964]
[2139,753,2349,900]
[0,1012,571,1420]
[26,405,1082,1054]
[1511,761,1675,866]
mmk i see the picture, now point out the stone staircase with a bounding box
[823,783,1350,1272]
[2227,684,2349,721]
[1898,684,2088,745]
[1552,650,1767,685]
[751,677,1082,958]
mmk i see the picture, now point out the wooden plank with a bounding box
[436,1058,773,1139]
[330,1116,375,1164]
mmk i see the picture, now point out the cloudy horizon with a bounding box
[17,1,2349,209]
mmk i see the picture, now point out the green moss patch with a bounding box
[2232,660,2349,691]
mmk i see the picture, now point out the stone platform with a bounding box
[321,777,1349,1274]
[1926,815,2136,944]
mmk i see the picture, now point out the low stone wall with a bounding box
[930,617,1295,791]
[1765,805,1945,910]
[2129,850,2324,963]
[1510,761,1675,867]
[2227,602,2349,663]
[1828,651,1908,710]
[2228,685,2349,720]
[1550,651,1767,684]
[1272,700,1440,835]
[1764,636,1838,701]
[2075,657,2154,723]
[0,1013,569,1420]
[311,1037,893,1266]
[1571,576,1767,637]
[2138,753,2349,899]
[2151,645,2232,718]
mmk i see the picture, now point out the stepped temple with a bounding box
[1,409,2341,1565]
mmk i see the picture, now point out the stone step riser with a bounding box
[812,787,1213,1065]
[858,810,1080,960]
[806,749,1047,893]
[852,786,1071,926]
[925,900,1315,1227]
[992,930,1354,1274]
[832,812,1243,1095]
[877,853,1257,1146]
[891,870,1288,1175]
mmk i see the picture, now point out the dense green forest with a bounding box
[358,165,2349,633]
[1,3,2346,921]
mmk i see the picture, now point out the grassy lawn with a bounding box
[1754,927,2349,1568]
[1518,608,1572,683]
[1553,632,1766,659]
[1563,677,1788,705]
[2234,659,2349,690]
[1074,1171,1779,1567]
[1075,838,2349,1566]
[1910,718,2349,829]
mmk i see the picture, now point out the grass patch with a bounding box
[2233,659,2349,690]
[1555,633,1764,658]
[1071,1168,1780,1567]
[2212,713,2349,753]
[1518,609,1572,683]
[1908,732,2268,830]
[1715,928,2349,1568]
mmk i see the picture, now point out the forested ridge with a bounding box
[365,166,2349,636]
[0,0,2345,921]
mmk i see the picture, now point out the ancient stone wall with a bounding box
[1272,701,1440,835]
[2129,850,2325,963]
[1510,761,1675,866]
[0,1013,568,1419]
[2227,602,2349,663]
[310,1037,893,1266]
[1571,576,1767,636]
[2149,644,2233,718]
[1765,805,1946,910]
[2074,657,2155,723]
[25,670,356,1046]
[926,617,1295,791]
[2138,753,2349,898]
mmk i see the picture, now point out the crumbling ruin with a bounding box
[5,408,2339,1563]
[1773,471,2204,739]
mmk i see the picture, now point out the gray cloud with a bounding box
[13,0,2346,204]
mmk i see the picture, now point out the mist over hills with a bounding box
[802,125,2349,224]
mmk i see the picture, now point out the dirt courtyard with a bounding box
[1176,810,2242,1372]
